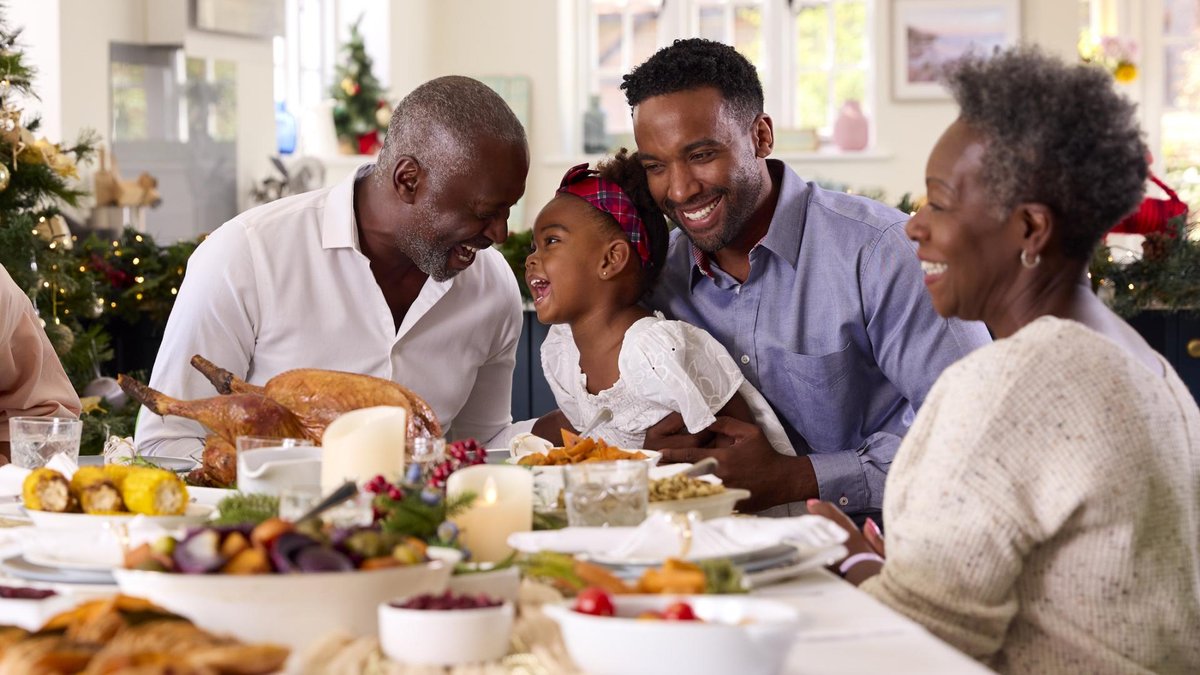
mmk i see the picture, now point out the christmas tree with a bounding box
[0,16,101,388]
[0,11,199,454]
[330,17,390,155]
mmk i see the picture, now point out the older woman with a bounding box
[808,47,1200,673]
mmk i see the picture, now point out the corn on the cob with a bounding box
[101,463,133,489]
[70,466,125,514]
[22,468,72,512]
[120,468,188,516]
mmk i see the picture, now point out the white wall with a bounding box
[386,0,1089,228]
[15,0,1116,234]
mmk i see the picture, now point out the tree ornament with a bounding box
[375,102,391,129]
[44,321,74,355]
[83,376,128,408]
[340,77,358,96]
[0,162,9,191]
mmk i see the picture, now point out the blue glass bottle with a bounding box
[275,101,297,155]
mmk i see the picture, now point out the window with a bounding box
[574,0,873,150]
[274,0,336,114]
[1162,0,1200,211]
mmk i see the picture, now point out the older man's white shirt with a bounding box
[135,166,524,458]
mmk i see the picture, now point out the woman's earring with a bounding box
[601,271,607,277]
[1020,250,1041,269]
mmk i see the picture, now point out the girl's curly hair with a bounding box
[593,148,669,295]
[943,46,1148,260]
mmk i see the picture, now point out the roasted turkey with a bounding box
[118,356,442,488]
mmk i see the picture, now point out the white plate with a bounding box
[25,503,213,529]
[22,528,124,571]
[0,555,115,585]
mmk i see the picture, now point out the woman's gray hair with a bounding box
[374,76,527,188]
[943,45,1148,260]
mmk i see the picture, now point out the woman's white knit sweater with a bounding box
[861,316,1200,674]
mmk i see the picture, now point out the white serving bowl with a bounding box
[113,560,453,653]
[379,598,514,666]
[26,503,213,530]
[648,488,752,521]
[544,594,801,675]
[447,565,521,603]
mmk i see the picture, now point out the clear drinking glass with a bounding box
[564,460,649,527]
[9,417,83,469]
[278,484,323,522]
[407,436,446,485]
[235,436,314,453]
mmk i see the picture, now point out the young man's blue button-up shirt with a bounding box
[647,160,992,515]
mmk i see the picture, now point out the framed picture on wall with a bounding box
[892,0,1021,100]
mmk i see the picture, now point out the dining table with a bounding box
[760,570,991,674]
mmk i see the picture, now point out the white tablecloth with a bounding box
[759,570,992,674]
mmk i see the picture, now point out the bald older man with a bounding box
[136,76,530,458]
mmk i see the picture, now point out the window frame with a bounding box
[566,0,875,154]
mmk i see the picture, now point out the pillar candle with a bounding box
[320,406,406,492]
[446,465,533,563]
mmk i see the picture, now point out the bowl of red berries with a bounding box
[544,587,802,675]
[378,590,514,666]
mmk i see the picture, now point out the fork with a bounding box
[577,408,613,439]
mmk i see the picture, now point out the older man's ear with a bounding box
[391,155,421,205]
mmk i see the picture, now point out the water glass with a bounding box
[236,435,314,453]
[9,417,82,469]
[407,436,446,485]
[278,484,323,522]
[564,460,649,527]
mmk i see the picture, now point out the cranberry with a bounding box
[391,590,502,611]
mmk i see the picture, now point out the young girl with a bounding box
[524,151,791,455]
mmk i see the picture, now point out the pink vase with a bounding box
[833,100,869,152]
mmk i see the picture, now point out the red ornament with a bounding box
[356,132,381,155]
[1110,173,1188,236]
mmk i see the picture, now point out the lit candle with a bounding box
[445,465,533,563]
[320,406,406,492]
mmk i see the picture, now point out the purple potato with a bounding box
[295,546,355,572]
[268,531,320,573]
[172,529,225,574]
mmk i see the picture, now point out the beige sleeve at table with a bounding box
[0,266,82,456]
[860,317,1200,674]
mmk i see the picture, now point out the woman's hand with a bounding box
[807,499,885,585]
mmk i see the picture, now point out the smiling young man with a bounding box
[136,76,530,458]
[626,40,992,517]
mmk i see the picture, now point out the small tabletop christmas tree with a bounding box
[330,17,390,155]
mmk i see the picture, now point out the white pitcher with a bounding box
[237,446,323,496]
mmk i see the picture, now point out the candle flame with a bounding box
[483,476,498,504]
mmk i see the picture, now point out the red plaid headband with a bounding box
[557,163,654,274]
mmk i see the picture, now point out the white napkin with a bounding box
[102,436,137,464]
[508,432,553,458]
[508,513,847,561]
[0,453,79,497]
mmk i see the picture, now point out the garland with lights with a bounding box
[1090,216,1200,318]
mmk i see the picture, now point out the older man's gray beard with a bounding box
[400,205,459,282]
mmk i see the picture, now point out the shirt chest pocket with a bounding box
[778,342,859,451]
